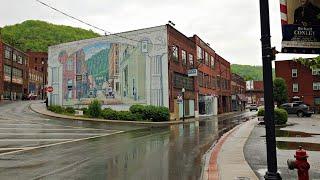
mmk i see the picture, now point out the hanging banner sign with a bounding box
[280,0,320,54]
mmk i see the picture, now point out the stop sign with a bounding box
[47,86,53,93]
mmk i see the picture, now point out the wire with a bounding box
[35,0,166,47]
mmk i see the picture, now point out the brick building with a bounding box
[275,60,320,112]
[0,40,29,100]
[245,80,264,106]
[26,51,48,99]
[190,35,218,115]
[231,73,246,111]
[47,24,233,119]
[167,25,197,119]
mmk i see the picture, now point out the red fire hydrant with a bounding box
[287,146,310,180]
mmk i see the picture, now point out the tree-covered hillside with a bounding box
[231,64,274,81]
[0,20,100,52]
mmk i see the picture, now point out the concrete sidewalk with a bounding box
[205,119,258,180]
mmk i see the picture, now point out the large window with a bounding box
[293,83,299,92]
[172,45,179,62]
[312,68,320,75]
[182,50,187,65]
[292,69,297,77]
[198,71,204,87]
[211,56,215,69]
[17,56,23,64]
[189,54,194,67]
[4,48,11,59]
[313,82,320,90]
[205,52,209,66]
[315,97,320,105]
[173,73,194,90]
[12,53,17,62]
[197,46,203,62]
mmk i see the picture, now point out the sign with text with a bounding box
[187,69,198,77]
[280,0,320,54]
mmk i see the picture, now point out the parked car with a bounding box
[279,103,314,117]
[249,104,258,111]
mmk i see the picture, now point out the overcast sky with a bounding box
[0,0,316,65]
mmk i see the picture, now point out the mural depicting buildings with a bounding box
[48,26,169,108]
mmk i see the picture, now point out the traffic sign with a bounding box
[47,86,53,93]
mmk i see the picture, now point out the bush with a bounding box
[101,108,118,120]
[102,108,142,121]
[65,107,75,114]
[88,99,102,118]
[257,108,265,116]
[80,108,88,115]
[141,105,170,122]
[257,108,288,125]
[129,104,145,114]
[48,105,64,114]
[274,108,288,125]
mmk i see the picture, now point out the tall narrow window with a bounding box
[189,54,194,67]
[205,52,209,66]
[211,56,215,69]
[292,69,297,77]
[172,46,179,62]
[197,46,203,63]
[293,83,299,92]
[182,50,187,65]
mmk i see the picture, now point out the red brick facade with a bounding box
[275,60,320,112]
[167,25,197,119]
[246,81,264,106]
[167,25,232,118]
[0,40,29,100]
[26,51,48,99]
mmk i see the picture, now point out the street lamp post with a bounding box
[182,88,185,122]
[41,60,45,100]
[259,0,281,179]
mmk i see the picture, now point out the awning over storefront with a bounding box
[237,94,247,102]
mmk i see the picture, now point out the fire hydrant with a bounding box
[287,146,310,180]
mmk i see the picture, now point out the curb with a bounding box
[29,103,200,127]
[206,124,241,180]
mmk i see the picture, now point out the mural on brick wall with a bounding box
[48,26,169,108]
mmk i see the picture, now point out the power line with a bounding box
[35,0,166,47]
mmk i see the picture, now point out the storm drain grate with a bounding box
[235,177,250,180]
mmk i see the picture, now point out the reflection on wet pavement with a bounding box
[0,102,256,179]
[276,141,320,151]
[261,129,320,138]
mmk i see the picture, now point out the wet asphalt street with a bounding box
[0,101,255,180]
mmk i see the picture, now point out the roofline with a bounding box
[49,24,167,49]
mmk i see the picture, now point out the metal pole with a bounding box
[259,0,281,179]
[182,91,185,122]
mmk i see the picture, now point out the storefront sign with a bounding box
[280,0,320,54]
[76,74,82,81]
[187,69,198,77]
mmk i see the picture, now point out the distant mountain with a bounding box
[231,64,275,81]
[0,20,100,52]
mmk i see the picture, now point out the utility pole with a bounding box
[259,0,281,179]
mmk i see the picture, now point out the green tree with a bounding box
[0,20,100,52]
[273,77,288,106]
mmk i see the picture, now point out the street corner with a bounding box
[244,115,320,179]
